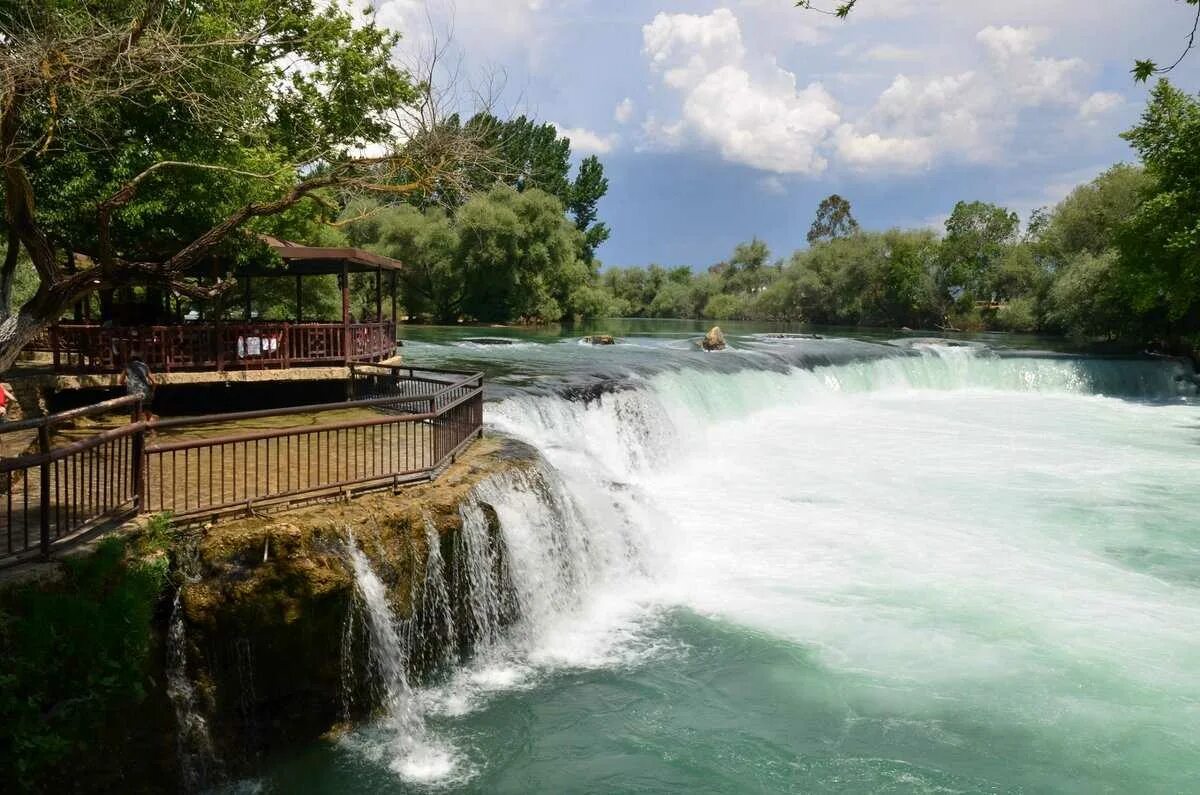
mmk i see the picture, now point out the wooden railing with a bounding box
[38,321,396,374]
[0,369,484,565]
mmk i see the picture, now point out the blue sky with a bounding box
[374,0,1200,268]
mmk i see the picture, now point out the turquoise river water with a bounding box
[231,321,1200,794]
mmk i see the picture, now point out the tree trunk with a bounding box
[0,301,52,373]
[0,229,18,317]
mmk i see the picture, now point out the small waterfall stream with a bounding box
[166,590,222,792]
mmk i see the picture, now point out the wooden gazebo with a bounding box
[40,238,403,374]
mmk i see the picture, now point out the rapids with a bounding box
[239,326,1200,793]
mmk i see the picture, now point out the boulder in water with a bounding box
[702,326,726,351]
[583,335,616,345]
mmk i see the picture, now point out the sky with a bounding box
[372,0,1200,268]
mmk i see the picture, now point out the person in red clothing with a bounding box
[0,381,15,422]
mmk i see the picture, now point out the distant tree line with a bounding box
[594,80,1200,356]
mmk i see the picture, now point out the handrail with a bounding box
[0,422,147,472]
[0,394,141,435]
[2,367,484,565]
[149,369,482,430]
[145,410,438,453]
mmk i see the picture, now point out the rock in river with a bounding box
[583,335,616,345]
[701,326,727,351]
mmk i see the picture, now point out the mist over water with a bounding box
[249,327,1200,793]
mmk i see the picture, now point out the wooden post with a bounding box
[214,284,225,373]
[295,273,303,323]
[131,402,145,511]
[375,268,383,321]
[38,423,51,558]
[243,275,252,321]
[341,263,351,364]
[390,271,398,331]
[50,324,60,370]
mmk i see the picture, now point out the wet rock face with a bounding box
[702,326,727,351]
[582,334,616,345]
[173,436,534,782]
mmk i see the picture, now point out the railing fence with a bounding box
[35,320,397,374]
[0,369,483,566]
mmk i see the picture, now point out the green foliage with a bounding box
[704,292,751,320]
[1117,81,1200,327]
[569,156,612,261]
[1045,250,1131,340]
[941,201,1020,300]
[4,0,414,258]
[0,537,169,787]
[1034,164,1152,262]
[807,194,860,244]
[441,114,611,262]
[349,186,596,323]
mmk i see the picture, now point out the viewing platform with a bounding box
[0,365,485,568]
[29,320,397,375]
[23,236,405,377]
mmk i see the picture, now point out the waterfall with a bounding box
[337,453,661,785]
[166,590,222,792]
[406,515,459,678]
[342,532,464,784]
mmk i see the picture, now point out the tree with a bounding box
[1033,164,1151,265]
[0,0,485,372]
[797,0,1200,82]
[807,194,860,245]
[940,201,1019,300]
[350,186,592,323]
[1115,80,1200,343]
[569,156,611,261]
[1045,250,1132,340]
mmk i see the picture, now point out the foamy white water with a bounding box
[308,342,1200,792]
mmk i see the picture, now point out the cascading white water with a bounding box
[166,591,222,792]
[342,533,464,784]
[406,515,458,675]
[336,345,1200,790]
[340,457,665,784]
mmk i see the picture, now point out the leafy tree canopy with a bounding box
[807,194,860,245]
[1116,80,1200,326]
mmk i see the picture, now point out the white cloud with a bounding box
[834,125,934,171]
[839,24,1091,173]
[375,0,555,66]
[642,9,840,175]
[614,97,635,124]
[551,123,617,155]
[863,44,922,62]
[758,175,787,195]
[1079,90,1123,120]
[976,25,1045,60]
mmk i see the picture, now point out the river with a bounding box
[236,320,1200,793]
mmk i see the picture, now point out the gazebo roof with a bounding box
[258,235,404,274]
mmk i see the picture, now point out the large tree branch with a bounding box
[1,227,18,318]
[96,160,289,266]
[2,92,61,283]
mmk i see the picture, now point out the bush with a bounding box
[703,293,750,320]
[991,296,1039,332]
[0,537,169,788]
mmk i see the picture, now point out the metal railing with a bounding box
[0,368,483,565]
[1,395,145,564]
